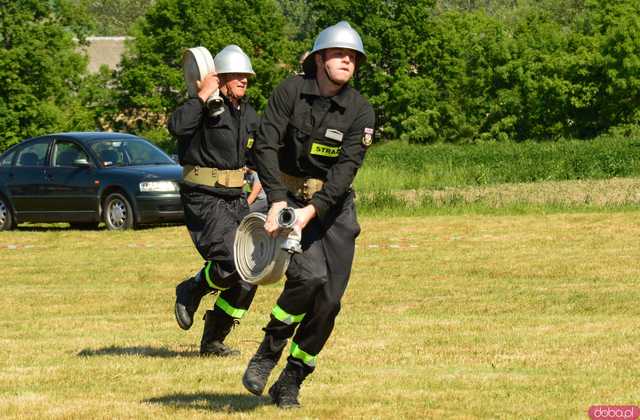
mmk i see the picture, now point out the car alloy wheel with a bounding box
[103,192,135,230]
[0,196,14,231]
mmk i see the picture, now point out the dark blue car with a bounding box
[0,132,183,230]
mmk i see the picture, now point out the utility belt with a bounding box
[182,165,245,188]
[281,172,324,202]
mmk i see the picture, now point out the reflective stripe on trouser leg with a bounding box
[271,304,305,325]
[289,193,358,356]
[203,261,230,290]
[215,296,247,319]
[216,281,257,320]
[263,214,328,340]
[290,341,317,367]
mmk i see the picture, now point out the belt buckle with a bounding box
[302,179,311,202]
[211,168,219,184]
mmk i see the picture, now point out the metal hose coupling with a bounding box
[234,208,302,285]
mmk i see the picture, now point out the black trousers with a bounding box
[180,186,257,318]
[264,191,361,367]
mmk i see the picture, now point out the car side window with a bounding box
[126,141,151,165]
[53,142,89,167]
[96,147,122,167]
[0,150,17,167]
[15,142,49,167]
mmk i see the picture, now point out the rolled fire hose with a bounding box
[234,208,302,286]
[182,46,224,115]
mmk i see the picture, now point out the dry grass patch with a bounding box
[1,211,639,418]
[392,177,640,207]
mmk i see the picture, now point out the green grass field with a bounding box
[355,138,640,192]
[1,207,639,418]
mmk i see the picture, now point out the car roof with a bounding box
[1,132,152,157]
[44,132,142,142]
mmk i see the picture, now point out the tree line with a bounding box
[1,0,639,152]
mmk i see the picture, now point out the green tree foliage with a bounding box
[85,0,154,35]
[0,0,94,150]
[3,0,640,150]
[575,0,640,133]
[434,0,585,23]
[107,0,298,135]
[277,0,319,41]
[401,10,515,143]
[307,0,437,139]
[309,0,640,142]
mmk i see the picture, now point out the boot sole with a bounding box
[269,385,300,409]
[200,352,241,357]
[174,303,192,331]
[200,349,241,357]
[242,373,265,396]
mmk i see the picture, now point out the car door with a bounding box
[7,139,52,217]
[43,139,100,220]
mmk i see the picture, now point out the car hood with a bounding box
[105,165,182,181]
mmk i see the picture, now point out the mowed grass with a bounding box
[1,211,639,419]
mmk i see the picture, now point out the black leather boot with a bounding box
[200,309,240,357]
[242,334,287,395]
[174,275,213,330]
[268,360,309,409]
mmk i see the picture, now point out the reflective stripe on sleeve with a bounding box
[215,296,247,319]
[290,341,317,367]
[271,304,305,325]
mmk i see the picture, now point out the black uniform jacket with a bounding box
[253,75,375,221]
[168,94,259,195]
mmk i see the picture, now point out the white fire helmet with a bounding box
[302,21,366,74]
[214,44,255,75]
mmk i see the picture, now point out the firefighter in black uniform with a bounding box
[242,22,375,408]
[169,45,259,357]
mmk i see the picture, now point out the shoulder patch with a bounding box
[362,128,374,147]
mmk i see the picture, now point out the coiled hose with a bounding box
[234,208,302,285]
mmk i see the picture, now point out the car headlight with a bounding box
[139,181,179,192]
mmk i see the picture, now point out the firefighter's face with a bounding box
[220,73,250,99]
[318,48,356,85]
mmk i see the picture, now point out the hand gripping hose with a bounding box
[234,208,302,285]
[182,47,224,116]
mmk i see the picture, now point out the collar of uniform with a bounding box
[221,92,247,111]
[301,76,350,110]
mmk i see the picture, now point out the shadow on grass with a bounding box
[144,392,269,412]
[16,222,182,232]
[77,345,198,358]
[16,224,70,232]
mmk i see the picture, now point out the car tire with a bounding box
[0,195,15,231]
[103,192,135,231]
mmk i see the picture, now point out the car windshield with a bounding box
[89,138,174,167]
